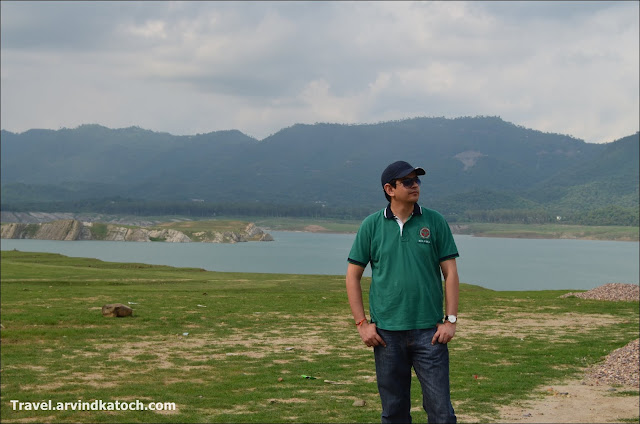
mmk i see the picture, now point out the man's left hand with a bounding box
[431,322,456,345]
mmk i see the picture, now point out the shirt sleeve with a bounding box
[435,212,459,262]
[348,218,372,268]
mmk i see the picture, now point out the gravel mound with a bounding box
[562,284,639,387]
[561,283,639,302]
[585,339,640,387]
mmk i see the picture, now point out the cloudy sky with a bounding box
[1,1,638,143]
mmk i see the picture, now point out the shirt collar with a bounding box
[384,203,422,219]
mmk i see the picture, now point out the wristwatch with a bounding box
[445,315,457,324]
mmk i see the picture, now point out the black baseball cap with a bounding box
[381,161,426,187]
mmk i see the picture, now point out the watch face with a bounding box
[447,315,457,323]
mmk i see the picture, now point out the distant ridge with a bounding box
[1,116,638,224]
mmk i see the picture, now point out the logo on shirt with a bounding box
[419,227,431,239]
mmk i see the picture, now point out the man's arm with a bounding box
[431,258,459,345]
[346,263,386,347]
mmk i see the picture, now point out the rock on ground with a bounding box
[585,338,640,387]
[101,303,133,318]
[561,283,639,302]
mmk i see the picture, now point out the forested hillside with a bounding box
[1,117,638,225]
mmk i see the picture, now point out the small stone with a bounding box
[101,303,133,317]
[277,377,284,382]
[352,399,366,407]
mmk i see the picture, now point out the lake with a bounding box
[1,232,638,291]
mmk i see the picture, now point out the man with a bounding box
[346,160,460,424]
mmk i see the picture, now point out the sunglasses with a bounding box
[396,176,421,188]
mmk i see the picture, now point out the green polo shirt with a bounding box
[348,203,459,331]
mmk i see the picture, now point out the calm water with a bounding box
[1,232,638,291]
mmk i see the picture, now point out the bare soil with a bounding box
[498,379,639,423]
[498,284,639,423]
[303,225,329,232]
[498,344,639,423]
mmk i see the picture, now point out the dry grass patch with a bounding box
[458,312,619,341]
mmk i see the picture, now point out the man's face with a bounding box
[387,171,421,203]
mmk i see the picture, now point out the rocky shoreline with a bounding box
[2,211,637,241]
[0,219,273,243]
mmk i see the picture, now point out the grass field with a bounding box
[153,220,254,233]
[251,217,639,241]
[1,250,638,423]
[455,222,640,241]
[252,217,364,233]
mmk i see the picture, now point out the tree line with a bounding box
[2,199,637,226]
[462,206,638,226]
[1,199,373,221]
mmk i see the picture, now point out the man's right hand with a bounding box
[358,322,386,348]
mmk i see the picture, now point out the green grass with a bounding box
[24,223,40,238]
[88,223,109,240]
[152,220,252,233]
[249,217,638,241]
[251,217,363,233]
[1,250,638,423]
[456,222,639,241]
[251,217,639,241]
[611,390,640,397]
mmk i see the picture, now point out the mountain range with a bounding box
[1,116,638,224]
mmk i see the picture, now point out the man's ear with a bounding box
[384,183,395,198]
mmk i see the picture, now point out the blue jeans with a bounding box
[374,327,456,424]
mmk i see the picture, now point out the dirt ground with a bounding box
[494,284,639,424]
[497,379,639,423]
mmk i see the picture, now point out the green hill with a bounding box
[1,117,638,225]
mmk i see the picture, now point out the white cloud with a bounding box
[125,20,168,40]
[1,1,638,143]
